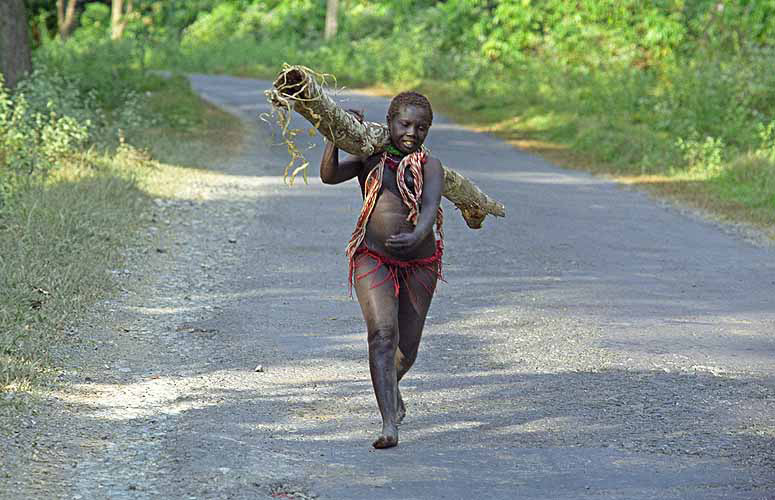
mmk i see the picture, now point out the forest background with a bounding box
[1,0,774,395]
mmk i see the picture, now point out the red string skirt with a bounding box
[349,240,444,298]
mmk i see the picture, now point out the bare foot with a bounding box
[397,389,406,424]
[372,423,398,449]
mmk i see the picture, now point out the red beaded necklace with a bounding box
[383,143,405,171]
[384,153,402,171]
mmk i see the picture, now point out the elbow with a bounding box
[320,170,336,184]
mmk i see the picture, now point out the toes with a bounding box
[372,435,398,449]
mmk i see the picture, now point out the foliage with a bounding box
[0,73,87,205]
[1,21,243,394]
[756,121,775,163]
[0,51,157,208]
[676,134,726,176]
[0,84,86,183]
[14,0,775,214]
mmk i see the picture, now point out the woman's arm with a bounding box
[319,109,365,184]
[385,157,444,251]
[319,141,364,184]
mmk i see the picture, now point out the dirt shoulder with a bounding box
[0,162,276,497]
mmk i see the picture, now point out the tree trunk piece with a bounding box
[266,65,506,229]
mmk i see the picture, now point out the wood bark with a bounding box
[56,0,78,40]
[111,0,134,40]
[267,66,506,229]
[324,0,339,41]
[0,0,33,90]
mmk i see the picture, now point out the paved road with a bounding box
[182,74,775,499]
[8,74,772,499]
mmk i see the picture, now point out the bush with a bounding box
[0,75,90,207]
[755,121,775,163]
[676,134,726,175]
[0,39,159,209]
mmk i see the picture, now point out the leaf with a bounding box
[290,161,309,185]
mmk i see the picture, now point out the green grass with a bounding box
[129,74,245,169]
[0,159,149,393]
[0,74,244,399]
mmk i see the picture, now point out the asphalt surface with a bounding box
[182,74,775,499]
[5,74,773,499]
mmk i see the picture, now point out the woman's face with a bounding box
[388,104,431,154]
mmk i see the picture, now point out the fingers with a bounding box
[385,234,408,243]
[385,234,416,250]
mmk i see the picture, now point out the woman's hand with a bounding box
[385,231,421,253]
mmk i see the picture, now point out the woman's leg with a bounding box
[353,253,400,449]
[395,265,438,422]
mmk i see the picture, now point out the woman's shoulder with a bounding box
[360,152,383,168]
[356,153,384,184]
[349,153,380,174]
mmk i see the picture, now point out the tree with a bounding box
[111,0,135,40]
[324,0,338,40]
[57,0,78,39]
[0,0,33,90]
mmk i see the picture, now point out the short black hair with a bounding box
[387,91,433,125]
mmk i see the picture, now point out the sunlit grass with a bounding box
[0,75,244,400]
[129,74,245,170]
[0,156,150,395]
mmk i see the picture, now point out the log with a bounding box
[265,64,506,228]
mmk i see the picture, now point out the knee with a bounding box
[368,325,397,353]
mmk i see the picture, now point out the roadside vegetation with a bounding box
[155,0,775,230]
[0,13,242,400]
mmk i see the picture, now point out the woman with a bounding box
[320,92,444,449]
